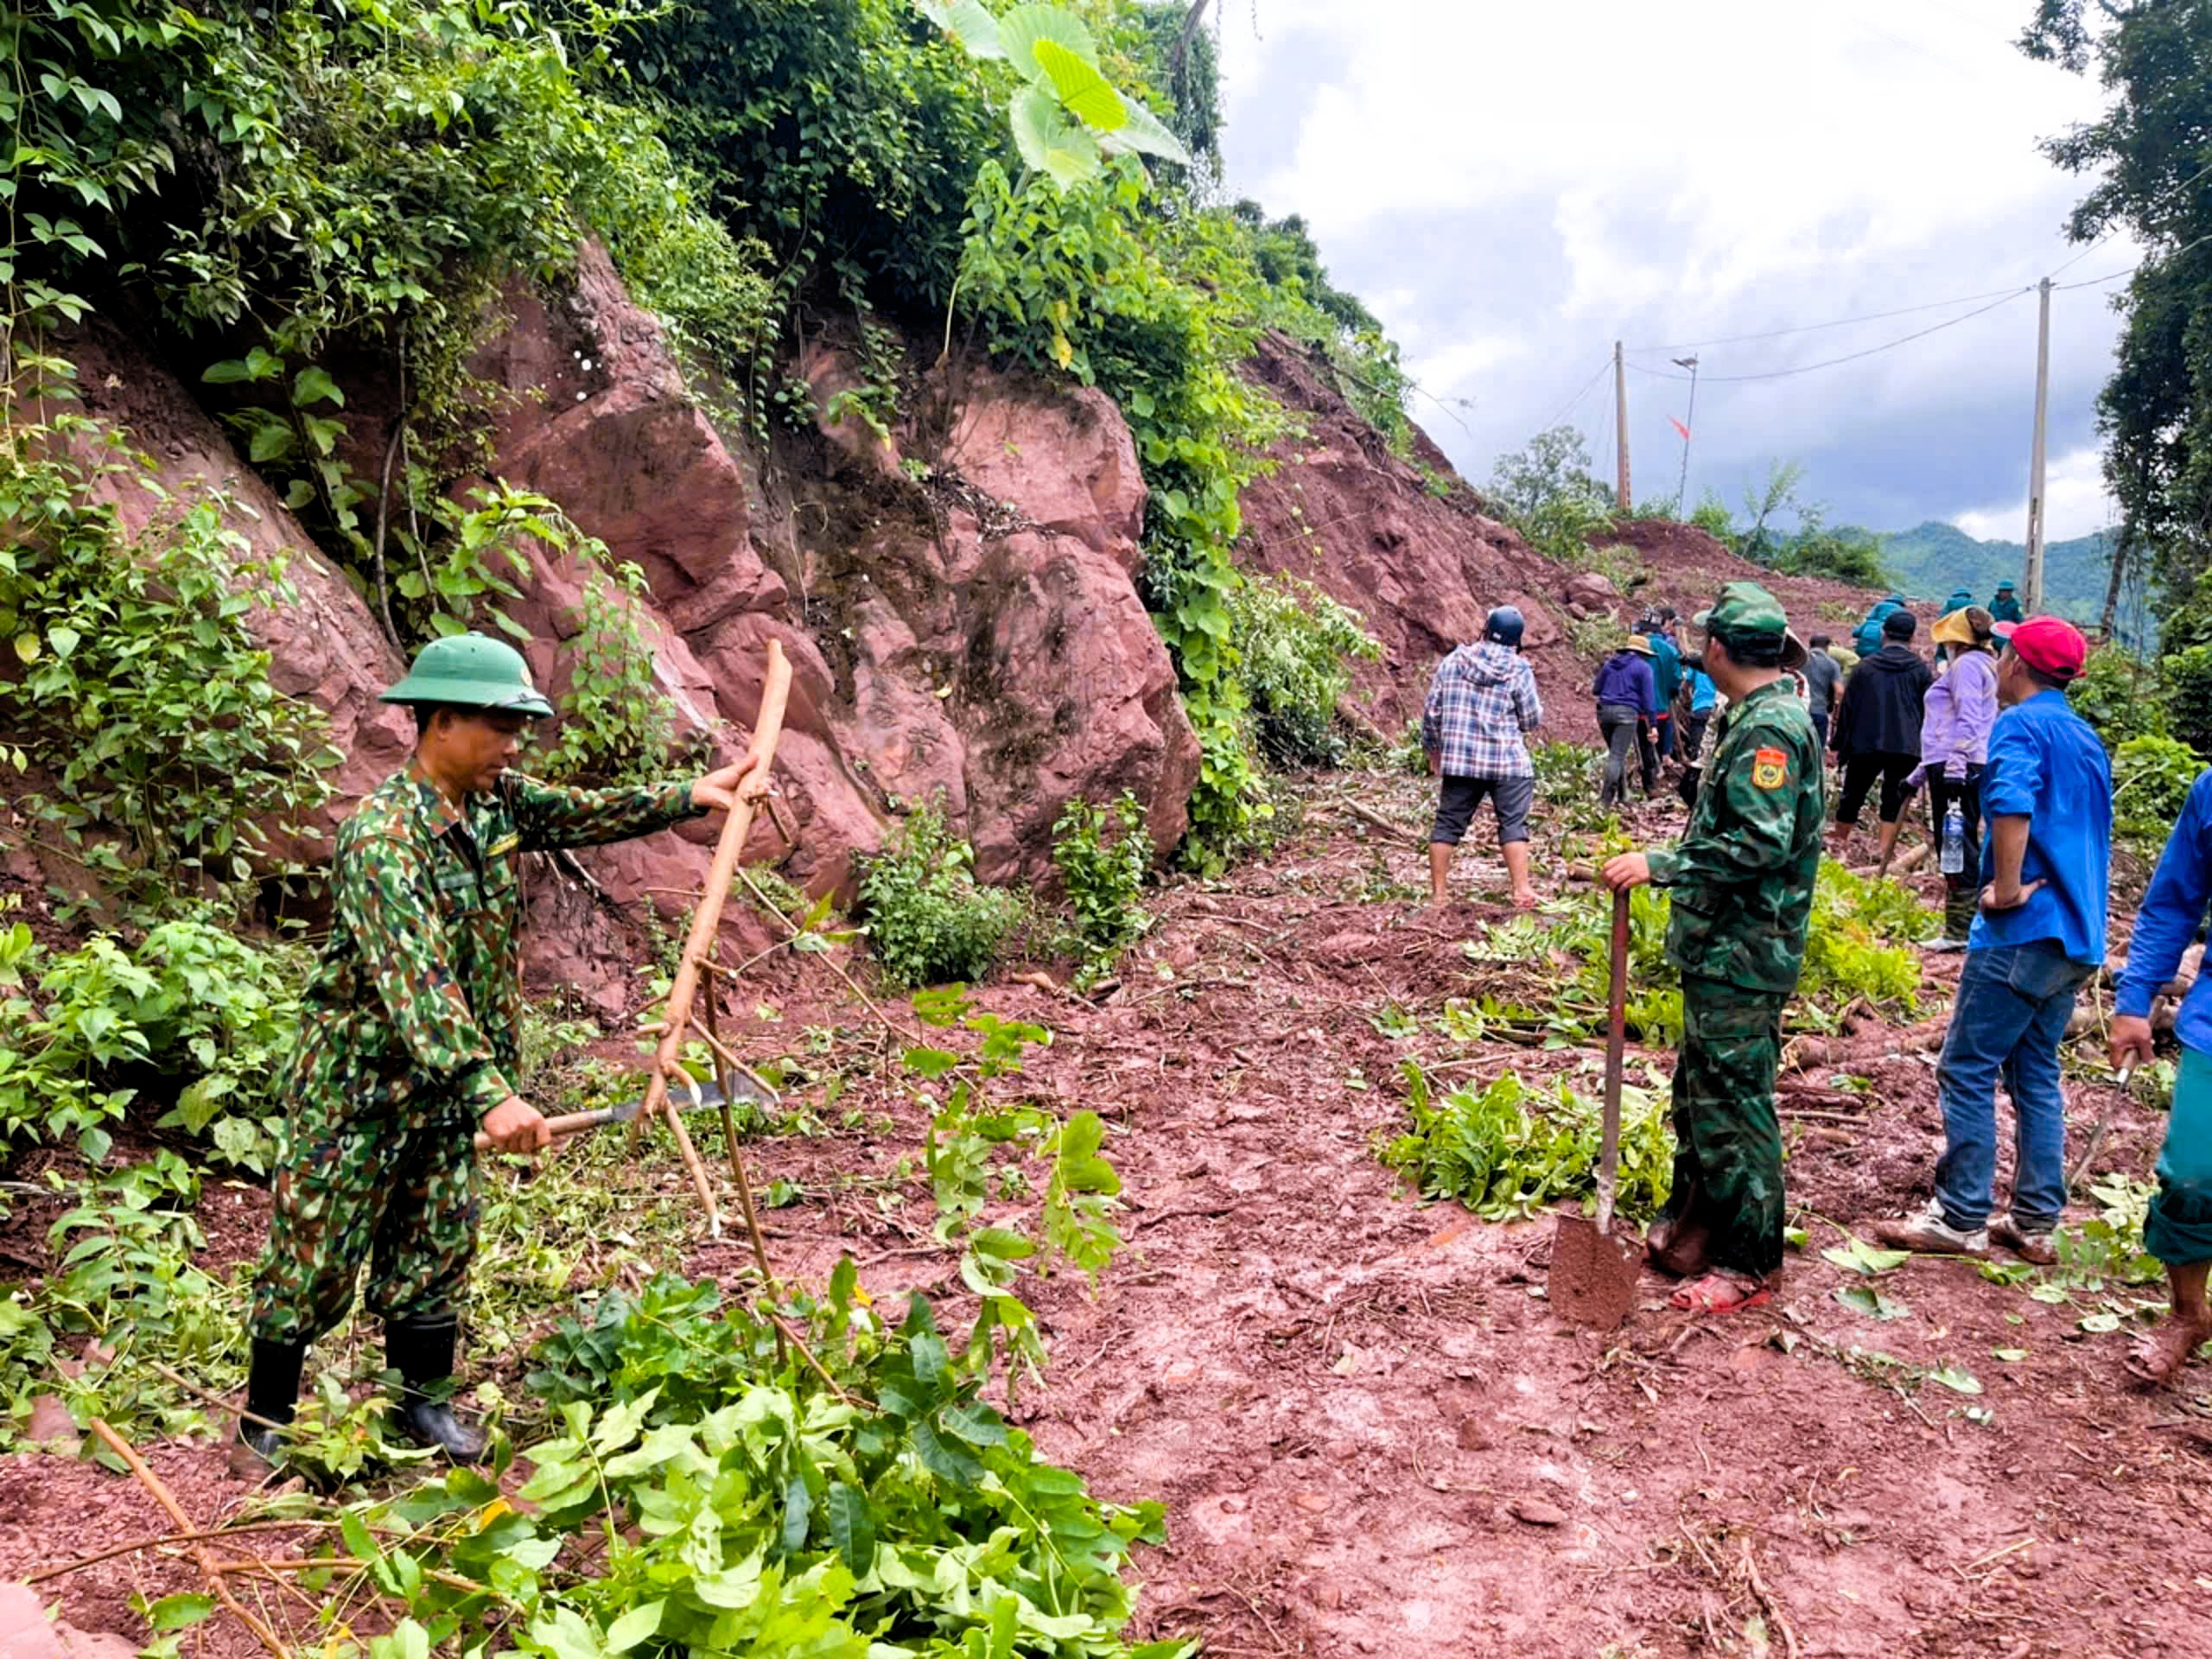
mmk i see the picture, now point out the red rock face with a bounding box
[1236,332,1602,746]
[52,249,1198,1003]
[467,244,1196,900]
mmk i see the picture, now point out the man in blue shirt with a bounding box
[1876,617,2109,1260]
[2110,775,2212,1386]
[1642,607,1683,761]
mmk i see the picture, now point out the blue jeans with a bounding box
[1933,940,2093,1230]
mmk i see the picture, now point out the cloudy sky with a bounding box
[1211,0,2133,542]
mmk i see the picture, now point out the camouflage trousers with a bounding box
[247,1090,479,1345]
[1658,975,1789,1279]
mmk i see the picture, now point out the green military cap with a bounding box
[1694,581,1808,670]
[379,632,555,717]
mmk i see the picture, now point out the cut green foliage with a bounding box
[1834,1283,1910,1321]
[1822,1236,1910,1276]
[857,803,1026,989]
[1052,791,1152,989]
[1380,1062,1673,1223]
[0,919,305,1166]
[6,1156,249,1451]
[1229,574,1382,768]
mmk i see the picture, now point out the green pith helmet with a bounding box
[378,632,554,718]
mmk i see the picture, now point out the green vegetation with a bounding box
[0,417,339,920]
[1380,1060,1674,1224]
[1484,424,1618,563]
[1051,792,1153,989]
[0,918,305,1168]
[1691,462,1895,589]
[905,987,1120,1387]
[1230,573,1382,767]
[856,803,1027,989]
[2024,0,2212,644]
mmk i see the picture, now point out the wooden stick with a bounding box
[148,1360,297,1437]
[702,961,743,1184]
[733,867,912,1045]
[88,1420,289,1659]
[28,1520,346,1585]
[1338,799,1424,847]
[639,639,794,1232]
[683,1010,783,1309]
[212,1557,510,1610]
[762,1310,871,1411]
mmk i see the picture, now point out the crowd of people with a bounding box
[1419,579,2209,1383]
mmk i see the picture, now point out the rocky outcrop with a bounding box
[1235,334,1600,745]
[51,247,1199,1006]
[469,243,1197,892]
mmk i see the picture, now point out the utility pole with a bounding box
[2024,276,2051,613]
[1614,340,1630,514]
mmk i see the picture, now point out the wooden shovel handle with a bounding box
[1596,889,1630,1232]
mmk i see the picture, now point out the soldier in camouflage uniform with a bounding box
[1604,582,1825,1314]
[232,633,760,1478]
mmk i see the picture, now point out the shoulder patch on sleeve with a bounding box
[1751,747,1788,790]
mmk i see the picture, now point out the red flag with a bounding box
[1669,416,1692,442]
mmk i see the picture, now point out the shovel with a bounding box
[1548,887,1642,1329]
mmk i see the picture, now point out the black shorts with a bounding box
[1431,773,1534,846]
[1836,751,1916,826]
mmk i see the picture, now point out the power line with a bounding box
[1624,287,2032,384]
[1630,284,2034,354]
[1536,354,1613,433]
[2053,228,2212,291]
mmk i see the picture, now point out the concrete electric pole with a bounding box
[2024,276,2051,613]
[1614,340,1630,514]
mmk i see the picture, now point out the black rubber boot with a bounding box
[385,1314,488,1461]
[228,1337,303,1482]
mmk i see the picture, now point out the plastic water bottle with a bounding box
[1940,802,1966,875]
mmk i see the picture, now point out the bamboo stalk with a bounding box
[639,640,793,1235]
[88,1420,289,1659]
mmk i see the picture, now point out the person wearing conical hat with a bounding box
[232,633,762,1480]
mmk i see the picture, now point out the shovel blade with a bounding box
[1548,1211,1640,1331]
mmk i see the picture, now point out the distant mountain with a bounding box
[1841,520,2152,648]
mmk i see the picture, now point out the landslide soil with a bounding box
[5,772,2210,1659]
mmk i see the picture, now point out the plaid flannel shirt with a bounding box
[1421,641,1542,779]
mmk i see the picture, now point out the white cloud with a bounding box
[1953,446,2118,543]
[1208,0,2132,532]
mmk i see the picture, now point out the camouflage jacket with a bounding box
[280,769,702,1124]
[1646,679,1824,994]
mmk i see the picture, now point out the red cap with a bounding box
[2005,614,2088,681]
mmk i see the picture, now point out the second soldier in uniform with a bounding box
[1603,582,1826,1315]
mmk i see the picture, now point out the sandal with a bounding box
[1669,1271,1771,1315]
[2124,1322,2212,1389]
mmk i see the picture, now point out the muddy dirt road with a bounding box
[5,770,2209,1659]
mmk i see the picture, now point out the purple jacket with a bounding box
[1919,648,1999,773]
[1592,652,1657,715]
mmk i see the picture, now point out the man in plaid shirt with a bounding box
[1421,606,1544,906]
